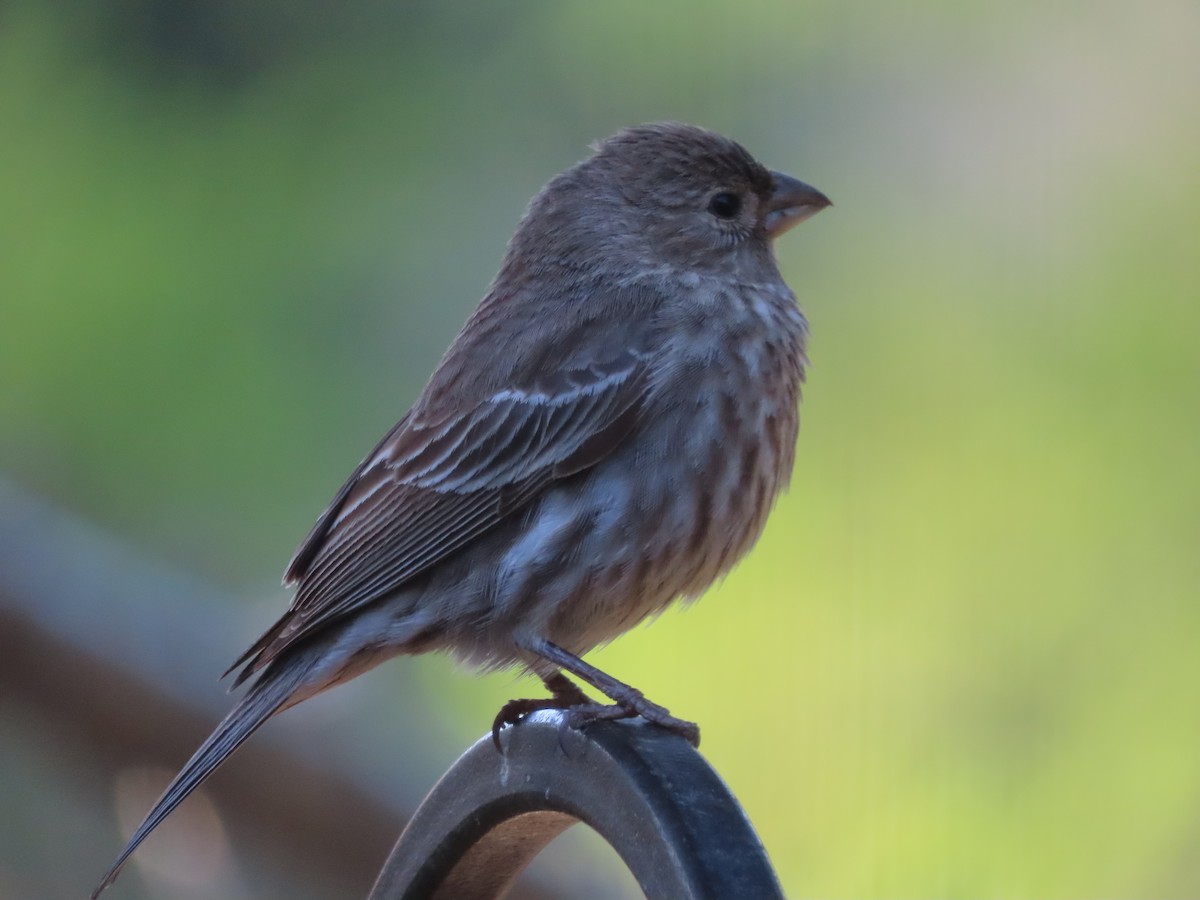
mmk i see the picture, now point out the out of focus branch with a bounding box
[0,478,558,899]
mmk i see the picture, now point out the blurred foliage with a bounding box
[2,0,1198,897]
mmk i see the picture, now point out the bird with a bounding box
[92,121,830,896]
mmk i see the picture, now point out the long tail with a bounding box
[91,658,311,898]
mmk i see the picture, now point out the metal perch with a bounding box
[369,712,783,900]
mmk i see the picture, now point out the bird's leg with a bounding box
[491,671,591,750]
[523,637,701,746]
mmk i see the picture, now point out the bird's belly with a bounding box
[496,389,797,656]
[445,293,807,667]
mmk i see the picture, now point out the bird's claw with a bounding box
[492,697,564,751]
[619,697,702,747]
[492,696,701,751]
[573,688,702,746]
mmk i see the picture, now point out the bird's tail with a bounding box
[91,658,311,898]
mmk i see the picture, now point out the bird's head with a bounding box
[503,122,830,281]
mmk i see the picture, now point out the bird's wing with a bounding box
[229,295,658,681]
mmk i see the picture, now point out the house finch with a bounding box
[94,121,830,896]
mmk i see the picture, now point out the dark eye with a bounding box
[707,191,742,219]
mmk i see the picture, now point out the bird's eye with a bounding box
[707,192,742,219]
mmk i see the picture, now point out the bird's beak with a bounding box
[763,171,831,239]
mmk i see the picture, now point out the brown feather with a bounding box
[229,283,661,681]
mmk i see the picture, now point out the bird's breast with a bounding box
[647,281,808,597]
[475,279,808,659]
[529,282,808,652]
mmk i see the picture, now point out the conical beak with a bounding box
[763,171,831,239]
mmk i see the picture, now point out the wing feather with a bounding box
[231,348,651,679]
[228,282,665,681]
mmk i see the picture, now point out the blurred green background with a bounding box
[2,0,1198,897]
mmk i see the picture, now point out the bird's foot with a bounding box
[491,670,700,750]
[492,696,577,750]
[563,694,701,747]
[492,673,591,751]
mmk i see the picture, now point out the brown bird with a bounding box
[93,122,830,896]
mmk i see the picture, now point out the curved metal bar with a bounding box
[368,711,783,900]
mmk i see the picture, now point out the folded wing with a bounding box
[229,339,652,683]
